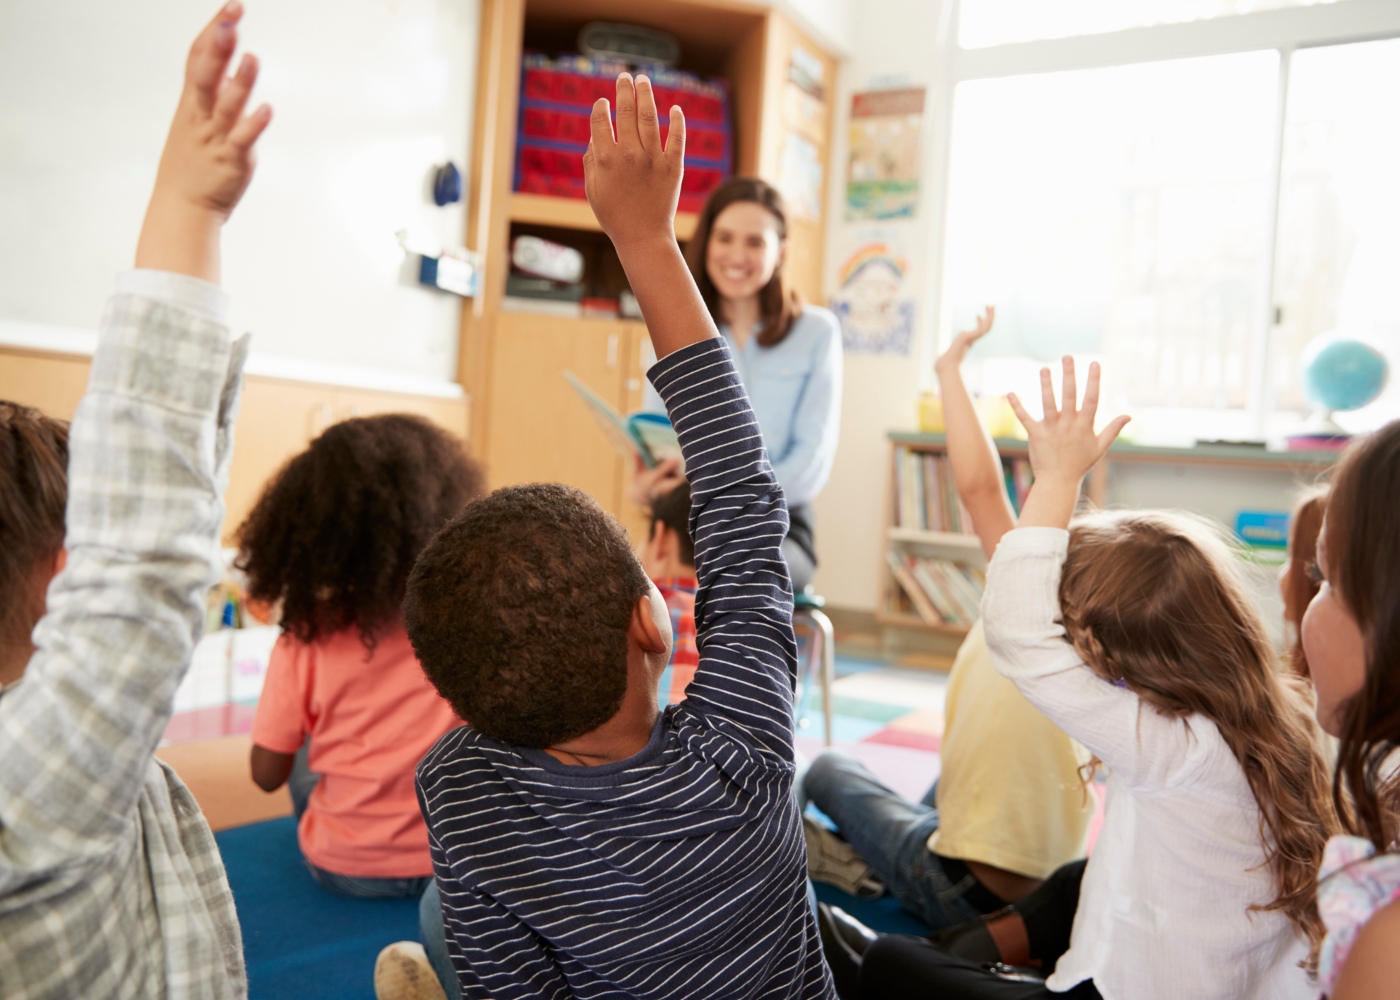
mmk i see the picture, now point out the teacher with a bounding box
[636,177,843,593]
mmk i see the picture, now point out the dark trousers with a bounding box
[860,938,1101,1000]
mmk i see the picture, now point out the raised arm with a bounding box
[586,75,795,755]
[0,3,270,874]
[934,307,1016,560]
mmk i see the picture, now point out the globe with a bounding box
[1301,337,1389,414]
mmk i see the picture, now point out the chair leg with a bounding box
[807,608,836,747]
[792,612,814,731]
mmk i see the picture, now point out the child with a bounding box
[404,74,833,999]
[641,482,700,702]
[806,308,1093,956]
[0,5,269,994]
[241,413,481,897]
[866,359,1335,999]
[1299,420,1400,997]
[1281,486,1327,677]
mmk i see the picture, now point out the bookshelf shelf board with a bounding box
[508,193,698,241]
[888,431,1339,470]
[874,609,973,637]
[887,527,984,549]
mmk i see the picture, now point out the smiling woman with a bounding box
[637,177,843,593]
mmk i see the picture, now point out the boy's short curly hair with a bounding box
[236,414,484,649]
[404,482,652,748]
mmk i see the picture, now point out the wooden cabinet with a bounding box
[457,0,838,536]
[0,347,470,543]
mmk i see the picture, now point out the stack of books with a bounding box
[892,445,1033,531]
[885,553,986,627]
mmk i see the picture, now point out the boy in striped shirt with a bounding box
[403,73,834,1000]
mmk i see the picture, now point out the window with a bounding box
[937,1,1400,440]
[959,0,1352,49]
[1270,37,1400,432]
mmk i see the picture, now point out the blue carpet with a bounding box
[216,817,420,1000]
[812,881,931,937]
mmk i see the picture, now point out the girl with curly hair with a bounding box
[241,413,484,898]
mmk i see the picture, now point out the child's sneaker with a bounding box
[803,816,886,898]
[374,941,447,1000]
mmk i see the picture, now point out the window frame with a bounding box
[926,0,1400,438]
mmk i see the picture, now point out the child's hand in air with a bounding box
[136,1,272,280]
[584,73,685,252]
[934,306,995,376]
[1009,358,1130,528]
[628,456,685,507]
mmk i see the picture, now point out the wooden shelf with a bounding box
[509,193,698,241]
[887,527,983,549]
[889,430,1339,470]
[874,608,973,637]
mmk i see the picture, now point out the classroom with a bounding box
[1,1,1398,998]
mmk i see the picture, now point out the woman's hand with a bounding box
[135,1,272,282]
[934,306,995,377]
[628,456,685,507]
[1009,357,1130,529]
[583,73,685,254]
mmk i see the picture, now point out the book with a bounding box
[564,371,680,469]
[886,551,940,624]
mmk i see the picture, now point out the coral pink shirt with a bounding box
[252,626,460,878]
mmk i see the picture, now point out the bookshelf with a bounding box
[879,431,1339,638]
[457,0,837,543]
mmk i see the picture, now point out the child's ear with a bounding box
[629,594,668,655]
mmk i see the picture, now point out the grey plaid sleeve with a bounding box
[0,290,246,882]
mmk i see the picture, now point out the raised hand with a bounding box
[935,306,995,374]
[135,1,272,282]
[1008,357,1130,529]
[583,73,685,252]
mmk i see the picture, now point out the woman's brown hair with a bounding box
[1060,509,1338,963]
[0,401,69,649]
[1284,487,1328,677]
[236,414,485,651]
[1325,420,1400,851]
[685,177,802,347]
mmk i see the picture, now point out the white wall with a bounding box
[0,0,478,384]
[812,0,952,610]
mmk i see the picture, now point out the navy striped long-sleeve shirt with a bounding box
[416,337,834,1000]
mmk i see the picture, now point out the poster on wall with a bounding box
[830,239,917,356]
[846,87,926,221]
[778,131,824,221]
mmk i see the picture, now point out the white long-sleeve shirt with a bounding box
[981,527,1313,1000]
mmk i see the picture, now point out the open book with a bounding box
[564,371,681,469]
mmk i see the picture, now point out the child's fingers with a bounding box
[664,105,685,166]
[187,1,243,115]
[589,98,614,153]
[634,76,663,155]
[1007,392,1035,433]
[1096,414,1131,452]
[1061,357,1077,416]
[212,53,258,134]
[1080,361,1102,420]
[1039,367,1057,421]
[614,73,637,148]
[227,103,273,152]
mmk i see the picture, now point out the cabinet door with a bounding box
[485,312,638,514]
[0,350,91,420]
[335,387,470,442]
[225,378,337,541]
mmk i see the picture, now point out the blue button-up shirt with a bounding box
[646,305,843,509]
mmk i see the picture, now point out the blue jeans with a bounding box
[420,881,462,1000]
[288,745,432,900]
[803,749,983,930]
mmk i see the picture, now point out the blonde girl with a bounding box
[972,359,1337,1000]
